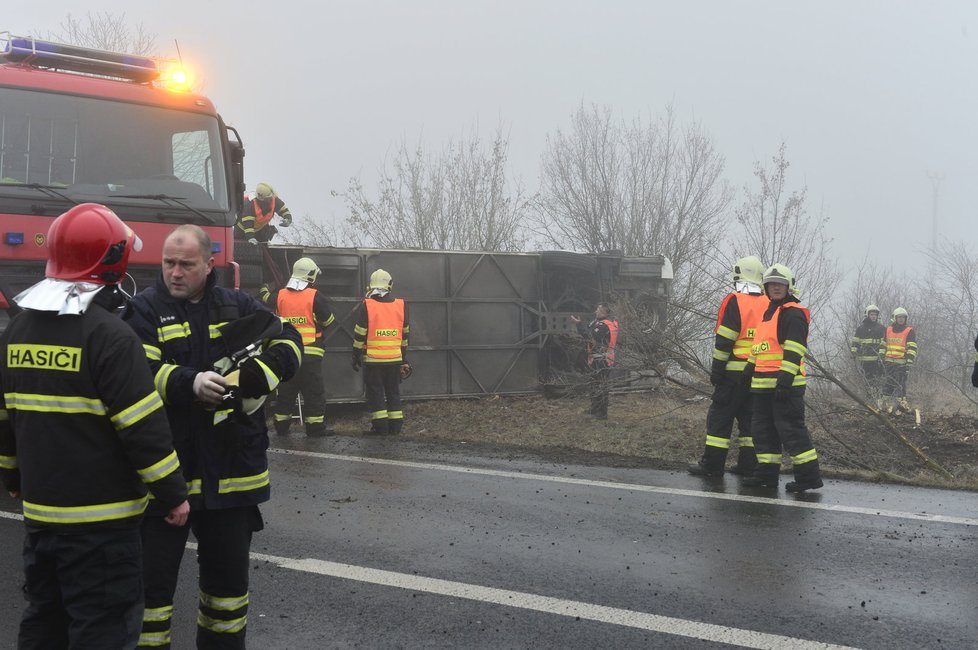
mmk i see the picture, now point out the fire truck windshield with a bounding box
[0,86,231,222]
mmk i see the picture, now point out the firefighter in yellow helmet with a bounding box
[236,182,293,246]
[352,269,410,434]
[262,258,337,436]
[879,307,917,413]
[742,264,822,492]
[689,255,768,477]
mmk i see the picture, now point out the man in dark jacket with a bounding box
[124,225,302,649]
[849,304,886,397]
[571,303,619,420]
[0,204,189,649]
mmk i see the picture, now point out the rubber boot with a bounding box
[742,464,780,488]
[305,423,335,438]
[728,447,757,476]
[388,420,403,435]
[687,446,726,477]
[274,420,292,437]
[786,459,823,493]
[366,420,389,435]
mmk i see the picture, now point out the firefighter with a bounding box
[972,333,978,388]
[742,264,823,492]
[879,306,917,413]
[262,257,337,436]
[352,269,410,434]
[123,225,302,649]
[570,303,619,420]
[688,255,768,476]
[0,204,189,649]
[236,181,293,246]
[850,304,886,397]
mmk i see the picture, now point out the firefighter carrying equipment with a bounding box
[211,310,286,419]
[731,255,765,286]
[762,263,798,295]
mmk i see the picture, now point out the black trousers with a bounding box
[20,525,143,650]
[140,506,263,649]
[587,360,611,417]
[275,352,327,433]
[859,360,884,393]
[700,377,755,468]
[364,363,403,433]
[881,362,908,397]
[751,389,820,482]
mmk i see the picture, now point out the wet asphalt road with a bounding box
[0,435,975,649]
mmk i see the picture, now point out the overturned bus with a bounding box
[245,246,672,402]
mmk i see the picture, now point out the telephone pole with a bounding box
[926,171,945,249]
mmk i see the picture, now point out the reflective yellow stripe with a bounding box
[197,612,247,634]
[352,340,365,349]
[756,453,781,465]
[725,360,748,372]
[143,344,162,361]
[792,448,818,464]
[354,325,367,336]
[305,415,325,424]
[138,631,172,647]
[138,450,180,484]
[0,454,17,469]
[254,359,279,392]
[157,322,191,342]
[200,590,249,611]
[218,470,269,494]
[738,436,754,448]
[783,340,807,355]
[209,323,228,339]
[154,364,178,402]
[4,392,105,415]
[388,410,403,420]
[371,410,388,420]
[320,314,336,328]
[303,346,325,358]
[187,479,202,495]
[23,496,148,524]
[273,413,292,422]
[716,325,738,341]
[270,338,302,367]
[142,605,173,623]
[751,376,777,389]
[779,360,800,375]
[111,391,164,429]
[705,435,730,449]
[712,349,730,361]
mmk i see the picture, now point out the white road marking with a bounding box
[270,448,978,527]
[241,548,863,650]
[0,510,22,521]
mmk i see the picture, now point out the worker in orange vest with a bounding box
[878,307,917,413]
[689,255,768,477]
[571,303,619,420]
[262,258,336,436]
[352,269,410,434]
[236,182,293,246]
[742,264,822,493]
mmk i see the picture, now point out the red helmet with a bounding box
[45,203,142,284]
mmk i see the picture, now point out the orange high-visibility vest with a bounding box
[277,288,319,346]
[750,302,810,389]
[252,197,277,230]
[883,326,912,363]
[365,299,405,363]
[587,319,619,366]
[715,293,769,371]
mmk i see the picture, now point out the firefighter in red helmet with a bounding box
[0,203,189,648]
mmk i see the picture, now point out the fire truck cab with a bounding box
[0,33,245,329]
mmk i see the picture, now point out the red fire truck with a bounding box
[0,33,245,329]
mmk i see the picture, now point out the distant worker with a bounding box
[850,304,886,397]
[262,257,337,437]
[124,224,302,649]
[352,269,410,434]
[743,264,823,492]
[879,306,917,413]
[0,204,189,649]
[571,303,619,420]
[689,256,768,477]
[236,182,293,246]
[971,333,978,388]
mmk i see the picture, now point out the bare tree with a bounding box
[47,12,157,55]
[338,123,531,251]
[732,143,840,344]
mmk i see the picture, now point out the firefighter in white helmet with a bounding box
[689,255,768,477]
[261,257,337,436]
[742,264,823,492]
[352,269,410,434]
[879,307,917,413]
[850,304,886,399]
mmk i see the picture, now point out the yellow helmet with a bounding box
[865,304,880,317]
[762,263,797,295]
[368,268,393,291]
[291,257,320,284]
[255,182,275,200]
[731,255,765,285]
[892,306,908,319]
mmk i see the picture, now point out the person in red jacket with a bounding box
[0,204,189,649]
[689,256,768,477]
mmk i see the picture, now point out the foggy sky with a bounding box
[10,1,978,269]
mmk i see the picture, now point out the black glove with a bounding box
[971,362,978,388]
[774,385,791,401]
[709,360,725,386]
[351,354,362,372]
[237,358,268,398]
[774,371,794,401]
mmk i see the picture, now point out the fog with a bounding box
[10,1,978,268]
